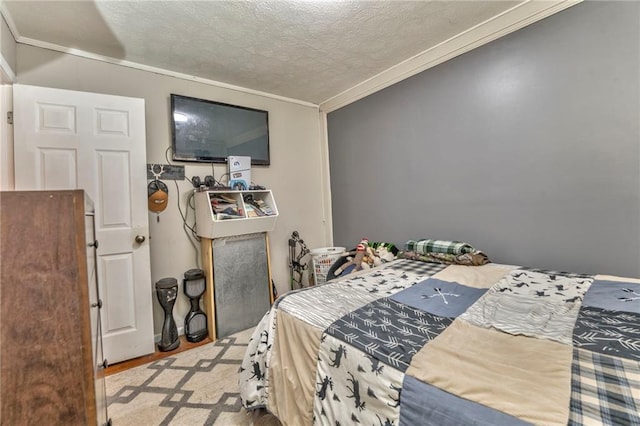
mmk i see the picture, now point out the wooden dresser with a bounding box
[0,190,110,425]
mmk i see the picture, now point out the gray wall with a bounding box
[327,1,640,278]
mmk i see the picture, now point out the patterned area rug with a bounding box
[107,327,273,425]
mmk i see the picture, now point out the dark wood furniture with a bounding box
[0,190,109,425]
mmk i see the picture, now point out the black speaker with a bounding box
[183,269,208,343]
[204,175,215,188]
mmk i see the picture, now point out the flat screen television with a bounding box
[170,94,270,165]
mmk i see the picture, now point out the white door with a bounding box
[13,84,155,364]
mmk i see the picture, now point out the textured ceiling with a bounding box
[3,1,523,104]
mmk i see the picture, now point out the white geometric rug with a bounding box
[107,327,257,426]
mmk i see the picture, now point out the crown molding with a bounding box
[0,3,17,82]
[1,2,316,107]
[319,0,581,113]
[16,36,320,108]
[0,2,20,41]
[1,0,580,111]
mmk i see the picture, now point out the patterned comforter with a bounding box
[239,259,640,425]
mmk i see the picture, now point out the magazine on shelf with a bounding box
[216,212,243,220]
[210,194,241,216]
[212,193,237,204]
[245,204,260,218]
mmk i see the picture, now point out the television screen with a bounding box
[171,94,270,165]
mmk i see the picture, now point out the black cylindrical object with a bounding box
[155,277,179,351]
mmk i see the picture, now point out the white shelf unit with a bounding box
[194,189,278,239]
[195,189,278,341]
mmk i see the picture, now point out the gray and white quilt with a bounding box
[239,259,640,425]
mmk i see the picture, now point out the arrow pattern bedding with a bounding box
[239,259,640,425]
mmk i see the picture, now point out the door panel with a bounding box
[95,108,130,136]
[38,148,78,188]
[14,84,154,363]
[101,253,136,332]
[97,150,131,226]
[38,102,76,133]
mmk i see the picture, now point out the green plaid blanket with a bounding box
[404,239,476,255]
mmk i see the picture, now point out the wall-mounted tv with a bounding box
[170,94,270,165]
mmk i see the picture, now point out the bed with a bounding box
[239,253,640,425]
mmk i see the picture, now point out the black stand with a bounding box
[155,277,179,352]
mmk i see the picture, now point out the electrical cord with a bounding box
[164,146,200,267]
[164,146,194,187]
[217,172,230,187]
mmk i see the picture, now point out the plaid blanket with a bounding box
[405,239,477,255]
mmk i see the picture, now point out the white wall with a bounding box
[16,44,328,336]
[0,15,16,190]
[0,84,13,190]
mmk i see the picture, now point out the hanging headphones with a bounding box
[148,180,169,213]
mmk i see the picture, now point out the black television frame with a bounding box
[170,94,270,166]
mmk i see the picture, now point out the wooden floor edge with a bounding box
[105,335,213,376]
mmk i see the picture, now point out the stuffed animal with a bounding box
[335,238,370,275]
[376,246,396,263]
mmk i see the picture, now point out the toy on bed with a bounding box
[373,245,395,265]
[327,239,399,280]
[333,238,371,275]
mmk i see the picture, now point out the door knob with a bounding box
[135,235,146,243]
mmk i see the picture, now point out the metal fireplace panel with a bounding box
[212,233,271,338]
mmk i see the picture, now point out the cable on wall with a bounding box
[164,146,201,267]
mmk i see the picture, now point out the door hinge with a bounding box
[6,111,12,125]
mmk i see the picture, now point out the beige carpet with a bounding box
[106,327,280,426]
